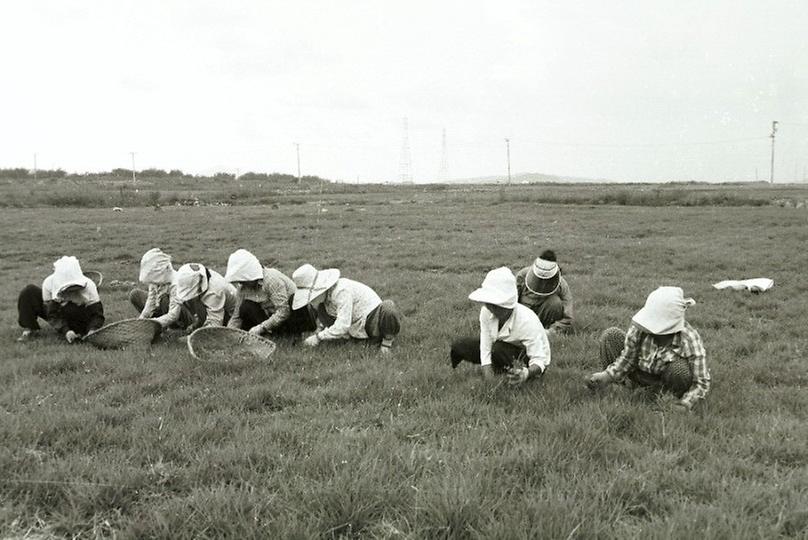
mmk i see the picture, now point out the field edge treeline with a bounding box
[1,168,806,209]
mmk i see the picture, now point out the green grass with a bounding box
[1,184,808,538]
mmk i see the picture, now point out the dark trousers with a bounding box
[18,284,46,331]
[18,284,104,335]
[599,327,692,397]
[450,337,527,371]
[238,299,316,335]
[128,288,196,329]
[364,300,401,346]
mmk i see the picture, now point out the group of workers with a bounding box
[16,249,401,353]
[16,248,711,411]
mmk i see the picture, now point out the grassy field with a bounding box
[1,184,807,538]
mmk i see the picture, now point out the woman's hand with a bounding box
[507,366,530,385]
[585,371,613,390]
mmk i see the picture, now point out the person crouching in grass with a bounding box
[173,263,237,331]
[17,256,105,343]
[450,267,550,385]
[586,286,711,412]
[515,249,574,335]
[291,263,401,354]
[224,249,315,337]
[128,248,195,331]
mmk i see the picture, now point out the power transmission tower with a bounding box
[769,121,778,183]
[438,128,449,182]
[399,117,413,184]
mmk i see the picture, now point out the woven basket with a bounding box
[188,327,277,363]
[83,318,161,349]
[84,271,104,288]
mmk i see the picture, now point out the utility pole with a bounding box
[505,138,511,184]
[130,152,137,183]
[295,143,301,184]
[399,117,413,184]
[769,121,778,183]
[438,128,449,182]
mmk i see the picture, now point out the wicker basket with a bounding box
[83,318,161,349]
[84,271,104,288]
[188,327,277,363]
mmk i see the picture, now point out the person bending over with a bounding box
[17,256,105,343]
[450,267,550,385]
[224,249,314,336]
[586,286,711,412]
[128,248,195,330]
[515,249,574,334]
[291,263,400,354]
[173,263,237,330]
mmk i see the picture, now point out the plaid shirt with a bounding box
[228,268,296,332]
[605,322,710,406]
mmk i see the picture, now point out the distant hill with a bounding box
[442,172,617,184]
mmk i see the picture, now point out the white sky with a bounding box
[2,1,807,182]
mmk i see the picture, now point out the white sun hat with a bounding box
[468,267,518,309]
[224,249,263,283]
[291,263,340,310]
[139,248,175,284]
[631,286,695,335]
[175,263,209,302]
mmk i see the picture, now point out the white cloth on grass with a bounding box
[712,278,774,293]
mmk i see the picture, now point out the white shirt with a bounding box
[197,270,237,327]
[479,303,551,371]
[316,278,382,341]
[164,270,236,327]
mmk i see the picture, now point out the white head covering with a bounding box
[291,263,341,310]
[632,286,695,335]
[51,256,90,295]
[224,249,263,283]
[139,248,176,284]
[175,263,209,302]
[468,267,518,309]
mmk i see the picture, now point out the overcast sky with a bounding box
[3,1,807,182]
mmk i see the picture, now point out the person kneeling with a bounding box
[586,286,711,412]
[450,267,550,385]
[224,249,315,336]
[129,248,195,331]
[291,263,401,354]
[17,256,105,343]
[174,263,237,330]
